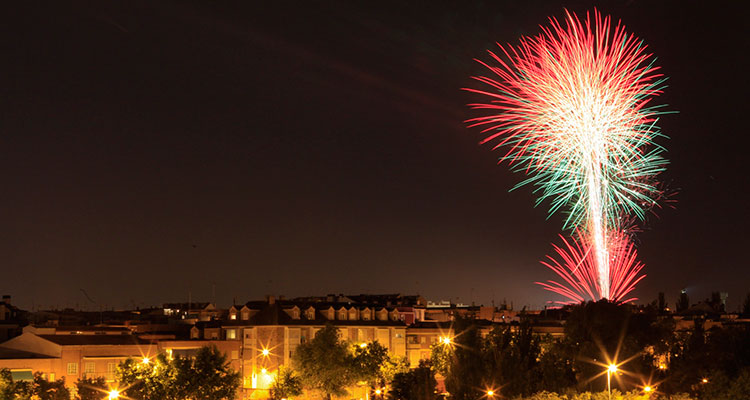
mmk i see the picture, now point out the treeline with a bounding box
[0,346,240,400]
[434,300,750,400]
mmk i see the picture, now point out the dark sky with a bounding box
[2,1,748,311]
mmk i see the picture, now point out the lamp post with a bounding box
[607,364,617,400]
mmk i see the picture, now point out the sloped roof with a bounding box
[0,347,53,359]
[37,334,152,346]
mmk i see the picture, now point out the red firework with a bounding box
[536,232,645,304]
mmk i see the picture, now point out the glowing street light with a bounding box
[142,357,150,365]
[441,336,451,345]
[261,348,270,357]
[486,390,495,397]
[108,389,120,400]
[606,364,618,400]
[359,343,368,348]
[701,378,708,384]
[375,389,382,395]
[644,385,652,393]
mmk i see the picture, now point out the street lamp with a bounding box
[607,364,617,400]
[441,336,451,345]
[108,389,120,400]
[486,390,495,397]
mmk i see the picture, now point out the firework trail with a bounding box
[466,9,669,302]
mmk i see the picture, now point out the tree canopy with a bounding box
[117,345,239,400]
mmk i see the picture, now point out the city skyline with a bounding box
[2,1,748,311]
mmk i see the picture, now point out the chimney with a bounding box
[266,295,275,305]
[2,295,9,305]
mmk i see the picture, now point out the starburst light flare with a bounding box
[465,9,669,301]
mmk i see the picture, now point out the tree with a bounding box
[561,300,664,392]
[25,372,71,400]
[269,366,303,400]
[292,325,357,399]
[352,341,389,387]
[75,376,108,400]
[178,346,240,400]
[0,368,27,400]
[379,355,410,387]
[388,360,437,400]
[441,318,486,400]
[117,346,239,400]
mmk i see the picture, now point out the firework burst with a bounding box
[466,9,669,302]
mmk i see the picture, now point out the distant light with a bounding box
[375,389,382,395]
[442,337,451,345]
[658,364,666,370]
[359,343,368,348]
[702,378,708,383]
[487,390,495,396]
[644,386,652,392]
[261,368,267,375]
[262,348,270,357]
[142,357,150,365]
[108,390,120,400]
[608,364,618,373]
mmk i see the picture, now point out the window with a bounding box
[226,329,236,339]
[107,363,116,376]
[210,331,218,339]
[395,333,403,338]
[241,311,249,320]
[67,363,78,375]
[84,362,95,374]
[49,373,55,381]
[407,335,419,344]
[231,351,239,360]
[230,314,237,320]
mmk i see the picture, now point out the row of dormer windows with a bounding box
[227,306,401,322]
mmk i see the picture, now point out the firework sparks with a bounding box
[466,9,668,301]
[536,232,645,304]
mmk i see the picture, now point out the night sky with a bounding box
[2,1,748,311]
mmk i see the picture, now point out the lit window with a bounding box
[84,362,95,374]
[230,314,237,320]
[226,329,236,339]
[67,363,78,375]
